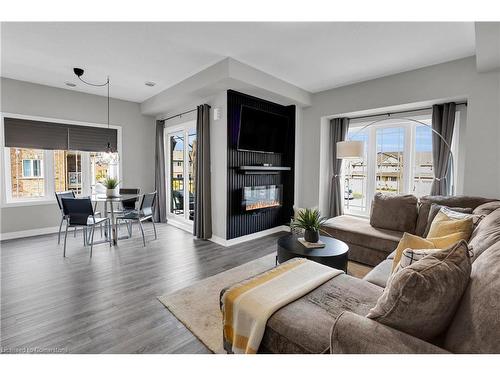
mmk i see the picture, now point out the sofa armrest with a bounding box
[330,311,450,354]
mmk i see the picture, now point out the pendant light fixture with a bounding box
[73,68,119,164]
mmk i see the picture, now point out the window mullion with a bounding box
[45,149,55,198]
[407,124,416,195]
[184,129,189,221]
[4,148,13,203]
[81,152,91,196]
[366,126,377,212]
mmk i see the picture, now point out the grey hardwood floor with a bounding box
[1,223,284,354]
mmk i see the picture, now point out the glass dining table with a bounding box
[91,194,141,245]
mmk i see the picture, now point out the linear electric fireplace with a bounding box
[242,185,282,212]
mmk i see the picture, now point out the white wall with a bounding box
[299,57,500,209]
[160,91,228,240]
[0,78,156,235]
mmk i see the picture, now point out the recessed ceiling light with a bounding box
[65,82,76,87]
[145,81,156,87]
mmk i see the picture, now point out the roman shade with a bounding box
[4,117,117,152]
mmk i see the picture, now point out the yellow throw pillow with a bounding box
[428,231,471,248]
[426,211,473,239]
[391,233,435,271]
[391,231,472,271]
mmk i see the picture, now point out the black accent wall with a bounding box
[227,90,295,239]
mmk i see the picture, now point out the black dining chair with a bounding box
[61,197,111,257]
[105,187,141,214]
[116,191,157,247]
[55,191,76,244]
[56,191,102,245]
[120,188,141,211]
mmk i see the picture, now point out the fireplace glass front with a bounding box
[242,185,282,212]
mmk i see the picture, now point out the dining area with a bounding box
[55,187,158,257]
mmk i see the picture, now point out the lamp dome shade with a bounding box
[337,140,364,159]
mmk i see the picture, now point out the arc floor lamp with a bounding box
[336,115,455,195]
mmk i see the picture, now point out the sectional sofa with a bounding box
[222,195,500,354]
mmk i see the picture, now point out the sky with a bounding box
[350,125,432,153]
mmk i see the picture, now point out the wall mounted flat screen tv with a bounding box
[237,105,289,153]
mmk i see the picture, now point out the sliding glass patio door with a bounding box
[166,122,197,227]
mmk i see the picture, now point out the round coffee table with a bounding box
[277,234,349,272]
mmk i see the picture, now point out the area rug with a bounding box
[157,254,371,353]
[157,253,276,353]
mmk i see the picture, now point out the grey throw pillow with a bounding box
[423,204,473,237]
[472,201,500,216]
[370,193,418,233]
[367,240,471,341]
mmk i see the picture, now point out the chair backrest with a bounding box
[55,191,76,213]
[140,191,157,217]
[61,197,94,226]
[172,190,184,210]
[120,188,141,210]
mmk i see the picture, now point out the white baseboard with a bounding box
[210,225,289,247]
[166,219,194,234]
[1,226,61,241]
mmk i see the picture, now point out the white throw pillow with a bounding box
[393,248,442,273]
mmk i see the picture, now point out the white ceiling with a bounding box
[1,22,476,103]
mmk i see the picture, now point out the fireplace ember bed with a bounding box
[242,185,282,212]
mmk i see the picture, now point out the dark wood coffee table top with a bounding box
[277,234,349,271]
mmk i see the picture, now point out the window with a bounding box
[5,148,119,203]
[22,158,43,178]
[342,112,451,216]
[9,148,46,199]
[166,122,197,224]
[3,115,121,204]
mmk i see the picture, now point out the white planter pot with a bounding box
[106,187,119,197]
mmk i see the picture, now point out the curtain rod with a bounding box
[348,102,467,122]
[161,108,197,122]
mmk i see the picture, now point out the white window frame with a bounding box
[1,113,122,207]
[21,158,44,178]
[342,109,460,217]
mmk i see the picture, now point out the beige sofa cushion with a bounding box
[468,207,500,262]
[322,215,403,254]
[472,200,500,216]
[367,240,471,341]
[363,259,393,288]
[370,193,418,233]
[444,241,500,353]
[261,273,383,353]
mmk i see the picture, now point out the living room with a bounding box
[1,1,500,374]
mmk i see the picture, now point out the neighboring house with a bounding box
[9,148,112,198]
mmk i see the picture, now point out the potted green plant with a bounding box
[103,177,120,198]
[290,208,327,243]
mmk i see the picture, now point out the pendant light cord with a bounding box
[107,77,110,129]
[77,75,109,87]
[74,69,113,153]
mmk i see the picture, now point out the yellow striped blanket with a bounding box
[221,258,342,354]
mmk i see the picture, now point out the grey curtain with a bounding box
[329,118,349,217]
[154,120,167,223]
[194,104,212,239]
[430,103,456,196]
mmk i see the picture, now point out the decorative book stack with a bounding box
[297,238,326,248]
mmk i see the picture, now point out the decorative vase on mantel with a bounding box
[304,229,320,243]
[106,187,119,198]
